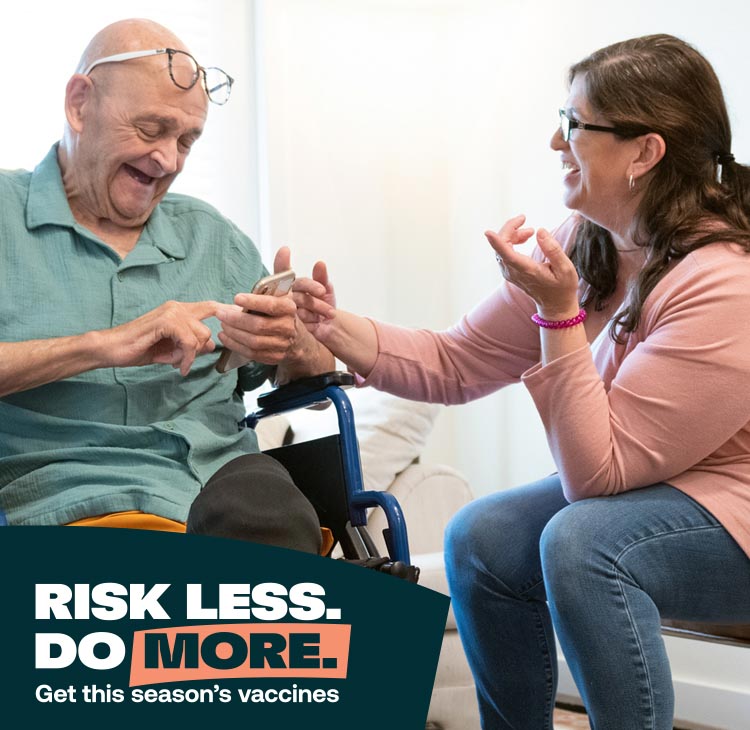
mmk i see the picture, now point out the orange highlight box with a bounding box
[129,623,351,686]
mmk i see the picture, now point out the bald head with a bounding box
[75,18,189,74]
[59,18,210,235]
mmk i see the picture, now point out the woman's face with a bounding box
[551,73,641,236]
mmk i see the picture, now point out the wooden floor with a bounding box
[553,706,591,729]
[552,706,714,730]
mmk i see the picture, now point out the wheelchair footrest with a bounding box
[340,556,420,583]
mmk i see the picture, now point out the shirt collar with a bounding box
[25,143,186,261]
[26,143,78,230]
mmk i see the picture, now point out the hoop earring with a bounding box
[628,174,635,192]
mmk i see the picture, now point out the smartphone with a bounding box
[215,269,296,373]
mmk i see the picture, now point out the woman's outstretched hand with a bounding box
[291,260,338,343]
[291,258,379,376]
[486,214,580,320]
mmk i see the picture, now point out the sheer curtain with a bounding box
[0,0,265,248]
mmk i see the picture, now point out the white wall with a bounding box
[257,0,750,497]
[257,1,750,726]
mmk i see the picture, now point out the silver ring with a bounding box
[495,252,511,279]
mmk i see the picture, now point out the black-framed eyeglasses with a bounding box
[83,48,234,105]
[558,108,628,142]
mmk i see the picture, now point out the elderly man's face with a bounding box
[75,57,208,228]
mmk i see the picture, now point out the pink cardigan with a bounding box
[360,216,750,559]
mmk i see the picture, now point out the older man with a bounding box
[0,19,332,552]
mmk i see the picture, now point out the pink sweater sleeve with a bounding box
[522,243,750,502]
[360,216,581,403]
[360,287,537,403]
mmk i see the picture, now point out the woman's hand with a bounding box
[290,257,379,376]
[486,214,580,320]
[291,260,339,343]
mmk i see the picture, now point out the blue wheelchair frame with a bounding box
[246,371,414,570]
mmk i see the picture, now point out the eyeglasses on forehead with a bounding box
[82,48,234,105]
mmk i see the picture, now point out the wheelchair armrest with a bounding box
[351,490,411,566]
[251,371,355,419]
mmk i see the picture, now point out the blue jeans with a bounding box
[444,476,750,730]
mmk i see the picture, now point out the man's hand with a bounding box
[0,299,220,397]
[105,300,219,376]
[216,247,299,367]
[216,296,298,366]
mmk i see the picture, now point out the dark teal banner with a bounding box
[0,527,449,729]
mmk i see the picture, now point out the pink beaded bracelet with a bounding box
[531,308,587,329]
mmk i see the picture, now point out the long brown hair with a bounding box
[567,34,750,341]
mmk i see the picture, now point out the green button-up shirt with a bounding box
[0,145,272,525]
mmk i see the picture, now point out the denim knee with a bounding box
[444,495,526,593]
[447,478,569,596]
[445,498,491,578]
[539,501,600,599]
[446,486,558,599]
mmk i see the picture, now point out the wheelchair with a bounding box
[0,371,421,583]
[247,370,420,582]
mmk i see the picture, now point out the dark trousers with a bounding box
[186,453,322,554]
